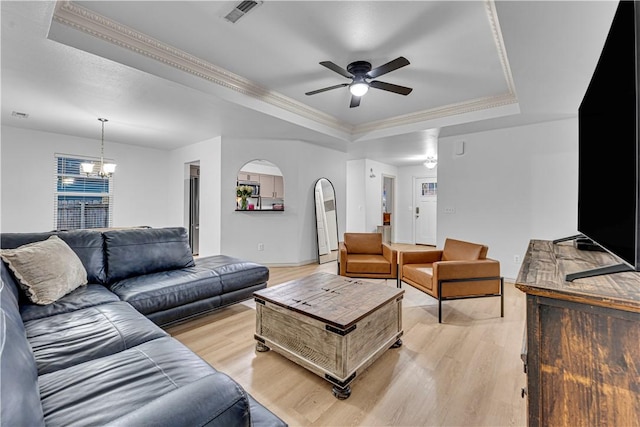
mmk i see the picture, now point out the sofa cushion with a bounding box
[38,337,248,427]
[25,301,168,375]
[346,254,391,274]
[108,266,222,315]
[344,233,383,255]
[0,235,88,305]
[196,255,270,293]
[1,230,107,285]
[57,229,107,284]
[0,231,55,250]
[441,238,483,261]
[104,227,195,283]
[20,284,120,322]
[102,374,252,427]
[108,255,269,317]
[0,275,46,427]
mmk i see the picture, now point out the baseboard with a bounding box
[262,259,322,268]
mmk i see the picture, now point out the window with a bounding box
[54,155,114,230]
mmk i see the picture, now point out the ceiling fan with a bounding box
[305,56,413,108]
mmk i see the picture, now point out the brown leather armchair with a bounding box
[398,238,503,323]
[339,232,397,279]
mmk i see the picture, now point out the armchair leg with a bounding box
[438,280,443,323]
[500,277,504,317]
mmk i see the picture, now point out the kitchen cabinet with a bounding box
[259,174,284,198]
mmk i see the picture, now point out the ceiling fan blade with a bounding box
[305,83,349,96]
[369,80,413,95]
[319,61,353,78]
[350,95,361,108]
[366,56,410,79]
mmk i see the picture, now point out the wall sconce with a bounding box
[424,157,437,169]
[369,168,376,178]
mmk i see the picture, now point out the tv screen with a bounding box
[577,0,640,271]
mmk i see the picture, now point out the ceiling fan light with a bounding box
[349,82,369,97]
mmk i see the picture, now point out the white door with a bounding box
[414,177,437,245]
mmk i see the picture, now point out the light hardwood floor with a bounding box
[167,250,527,427]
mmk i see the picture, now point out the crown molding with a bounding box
[354,93,517,135]
[52,0,517,141]
[52,1,353,136]
[352,0,518,136]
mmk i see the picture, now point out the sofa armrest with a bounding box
[433,259,501,281]
[339,242,348,276]
[103,373,252,427]
[399,250,443,267]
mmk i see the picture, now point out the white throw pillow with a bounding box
[1,235,88,305]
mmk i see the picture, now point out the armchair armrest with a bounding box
[339,242,348,276]
[399,250,443,267]
[381,243,397,263]
[433,259,501,280]
[381,243,398,278]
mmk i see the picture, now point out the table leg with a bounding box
[391,338,403,348]
[332,384,351,400]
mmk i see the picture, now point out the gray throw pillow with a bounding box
[0,235,88,305]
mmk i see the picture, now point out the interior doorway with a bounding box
[414,177,437,246]
[188,162,200,255]
[381,175,394,243]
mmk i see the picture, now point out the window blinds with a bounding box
[54,155,114,230]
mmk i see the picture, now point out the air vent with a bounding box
[224,0,262,24]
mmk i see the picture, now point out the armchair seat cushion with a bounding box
[346,254,392,274]
[402,264,433,290]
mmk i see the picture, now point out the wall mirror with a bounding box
[314,178,339,264]
[236,160,284,211]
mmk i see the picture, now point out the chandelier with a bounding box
[424,157,437,169]
[81,118,116,178]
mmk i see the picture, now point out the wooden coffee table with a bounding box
[253,272,404,399]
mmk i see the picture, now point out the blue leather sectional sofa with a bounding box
[0,227,286,426]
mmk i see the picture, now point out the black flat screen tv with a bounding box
[571,0,640,281]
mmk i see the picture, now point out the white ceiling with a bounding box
[1,1,619,166]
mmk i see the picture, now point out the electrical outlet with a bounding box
[514,255,521,264]
[257,243,264,251]
[444,207,456,214]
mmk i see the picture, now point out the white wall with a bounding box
[221,137,347,265]
[167,137,222,256]
[1,126,171,232]
[436,118,578,279]
[346,159,366,232]
[345,159,399,234]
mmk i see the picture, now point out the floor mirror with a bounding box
[314,178,339,264]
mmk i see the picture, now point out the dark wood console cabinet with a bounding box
[515,240,640,427]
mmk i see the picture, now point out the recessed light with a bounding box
[11,111,29,119]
